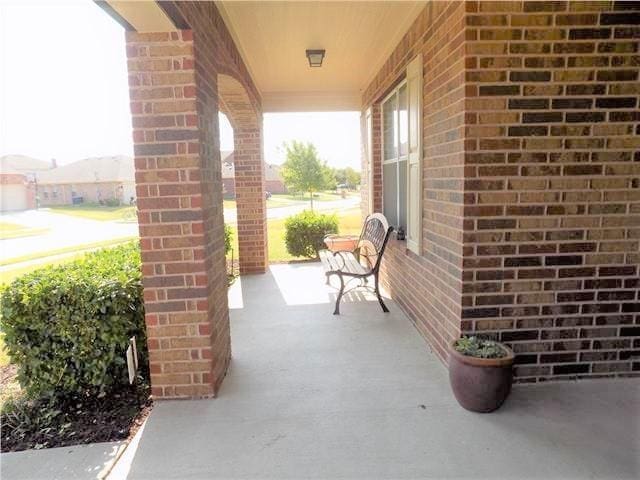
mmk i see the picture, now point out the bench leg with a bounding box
[334,274,345,315]
[374,272,389,313]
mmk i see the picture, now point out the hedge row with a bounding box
[0,242,146,400]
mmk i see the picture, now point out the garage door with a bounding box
[0,184,27,211]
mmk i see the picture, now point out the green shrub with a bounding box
[224,223,233,256]
[454,336,506,359]
[0,242,146,400]
[284,210,338,258]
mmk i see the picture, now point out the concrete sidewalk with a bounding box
[0,210,137,261]
[124,264,639,479]
[1,441,124,480]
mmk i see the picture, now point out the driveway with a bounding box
[0,210,138,262]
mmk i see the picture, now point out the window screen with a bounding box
[383,162,398,227]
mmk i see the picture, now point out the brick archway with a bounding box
[218,74,268,274]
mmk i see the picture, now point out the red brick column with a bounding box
[234,126,268,274]
[370,103,383,213]
[126,30,230,398]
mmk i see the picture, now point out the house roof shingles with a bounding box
[0,155,51,175]
[221,151,282,181]
[36,156,135,185]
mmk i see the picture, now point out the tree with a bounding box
[345,167,361,188]
[281,141,333,210]
[334,167,361,189]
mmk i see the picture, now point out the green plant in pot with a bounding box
[448,336,515,413]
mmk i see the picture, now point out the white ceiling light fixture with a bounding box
[305,49,325,67]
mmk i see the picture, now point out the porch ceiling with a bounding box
[216,1,426,112]
[101,1,174,32]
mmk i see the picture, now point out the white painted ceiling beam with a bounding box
[100,1,175,32]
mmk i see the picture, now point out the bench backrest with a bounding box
[358,213,394,272]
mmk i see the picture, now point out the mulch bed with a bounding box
[0,377,152,453]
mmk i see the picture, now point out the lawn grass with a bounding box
[0,253,89,286]
[0,222,49,240]
[270,191,351,207]
[228,207,362,263]
[224,191,354,211]
[268,207,362,262]
[0,236,136,268]
[49,204,136,222]
[277,191,348,202]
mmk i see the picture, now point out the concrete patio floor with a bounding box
[126,264,639,479]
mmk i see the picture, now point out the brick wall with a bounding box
[462,0,640,381]
[265,180,286,194]
[371,104,383,215]
[37,181,130,206]
[362,2,468,362]
[0,173,26,185]
[362,0,639,380]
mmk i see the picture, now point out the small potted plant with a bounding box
[448,336,515,413]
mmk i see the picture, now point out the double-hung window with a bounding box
[380,54,423,254]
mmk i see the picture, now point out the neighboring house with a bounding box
[221,150,286,198]
[0,155,52,212]
[36,156,136,206]
[265,163,286,194]
[221,150,235,198]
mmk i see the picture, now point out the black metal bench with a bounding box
[319,213,394,315]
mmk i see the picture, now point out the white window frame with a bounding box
[405,54,423,255]
[380,54,423,255]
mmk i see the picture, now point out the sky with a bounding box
[0,0,361,169]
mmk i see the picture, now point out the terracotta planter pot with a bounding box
[448,341,515,413]
[324,235,359,252]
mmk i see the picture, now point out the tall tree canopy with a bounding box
[281,141,333,210]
